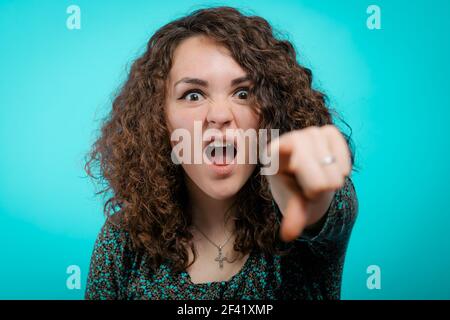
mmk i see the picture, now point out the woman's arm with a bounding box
[273,176,358,253]
[266,125,353,242]
[300,176,358,244]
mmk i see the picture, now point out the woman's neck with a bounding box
[185,176,237,240]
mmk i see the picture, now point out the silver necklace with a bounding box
[194,225,234,269]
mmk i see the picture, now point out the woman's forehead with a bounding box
[169,36,244,80]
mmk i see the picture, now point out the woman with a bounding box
[85,6,358,300]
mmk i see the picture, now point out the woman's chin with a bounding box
[203,181,241,200]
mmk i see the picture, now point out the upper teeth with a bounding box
[208,141,234,148]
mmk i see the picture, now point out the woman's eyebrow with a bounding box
[174,75,251,88]
[174,77,208,88]
[230,75,252,86]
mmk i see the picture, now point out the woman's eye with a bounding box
[180,90,204,102]
[234,88,249,99]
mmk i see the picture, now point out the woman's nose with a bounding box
[205,102,233,129]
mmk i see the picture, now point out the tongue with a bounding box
[213,148,234,165]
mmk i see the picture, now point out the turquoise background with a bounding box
[1,0,449,299]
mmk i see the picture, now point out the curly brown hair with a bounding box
[85,6,343,273]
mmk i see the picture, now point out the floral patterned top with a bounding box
[85,178,358,300]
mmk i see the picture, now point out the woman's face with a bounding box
[165,35,259,200]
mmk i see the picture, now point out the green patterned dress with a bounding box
[85,178,358,300]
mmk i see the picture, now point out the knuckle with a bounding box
[308,180,328,195]
[335,175,345,189]
[305,126,321,137]
[325,124,339,134]
[344,164,352,176]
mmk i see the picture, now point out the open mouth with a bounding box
[204,140,237,165]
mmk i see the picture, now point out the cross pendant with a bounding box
[215,247,229,269]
